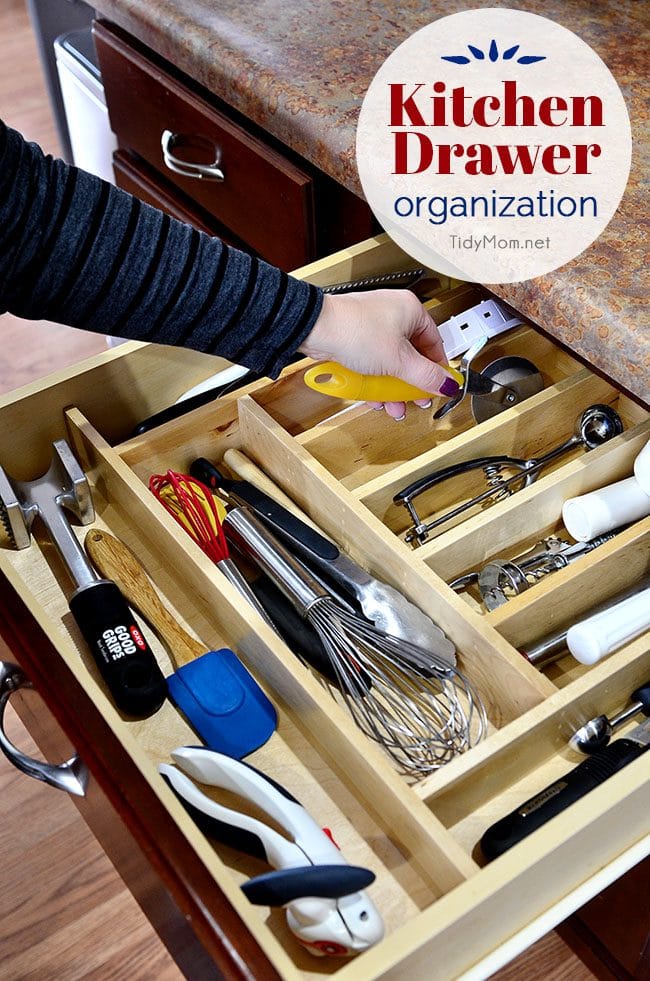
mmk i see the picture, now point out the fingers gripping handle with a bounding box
[69,581,167,717]
[303,362,463,402]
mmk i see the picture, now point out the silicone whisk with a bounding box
[149,470,275,627]
[149,471,230,563]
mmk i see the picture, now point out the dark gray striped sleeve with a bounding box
[0,121,322,377]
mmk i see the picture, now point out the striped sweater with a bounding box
[0,121,322,377]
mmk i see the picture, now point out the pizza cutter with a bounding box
[432,335,544,423]
[303,336,543,422]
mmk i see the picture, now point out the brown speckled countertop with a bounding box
[93,0,648,403]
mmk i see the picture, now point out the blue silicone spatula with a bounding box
[85,529,277,757]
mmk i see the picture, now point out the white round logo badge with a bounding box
[356,8,631,283]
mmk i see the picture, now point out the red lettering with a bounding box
[494,144,541,174]
[571,96,603,126]
[393,132,433,173]
[465,144,495,176]
[541,144,571,174]
[573,143,602,174]
[501,80,536,126]
[538,96,568,126]
[436,143,464,174]
[451,85,473,126]
[389,84,426,126]
[473,95,501,127]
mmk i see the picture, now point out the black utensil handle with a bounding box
[191,458,340,562]
[160,772,269,860]
[130,369,271,437]
[249,576,340,685]
[69,580,167,717]
[632,681,650,716]
[393,455,530,506]
[480,738,647,861]
[243,865,375,906]
[132,352,305,437]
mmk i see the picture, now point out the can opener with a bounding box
[159,746,384,957]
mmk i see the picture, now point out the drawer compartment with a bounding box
[0,233,647,979]
[94,21,316,270]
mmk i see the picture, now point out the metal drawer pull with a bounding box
[161,129,225,181]
[0,660,88,797]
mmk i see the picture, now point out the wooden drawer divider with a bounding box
[65,407,481,896]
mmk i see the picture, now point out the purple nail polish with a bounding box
[440,376,460,397]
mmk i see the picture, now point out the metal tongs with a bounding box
[160,746,384,957]
[395,404,624,546]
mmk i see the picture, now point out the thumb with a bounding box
[398,347,461,397]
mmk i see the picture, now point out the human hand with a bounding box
[299,289,460,419]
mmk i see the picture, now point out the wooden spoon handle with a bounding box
[84,529,205,667]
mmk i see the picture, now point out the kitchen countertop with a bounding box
[93,0,648,403]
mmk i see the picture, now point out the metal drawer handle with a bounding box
[161,129,225,181]
[0,660,88,797]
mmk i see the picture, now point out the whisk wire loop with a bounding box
[307,598,486,776]
[149,471,229,564]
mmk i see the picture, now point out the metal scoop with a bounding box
[395,404,624,546]
[570,680,650,754]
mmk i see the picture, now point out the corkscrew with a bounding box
[450,531,621,610]
[394,404,624,547]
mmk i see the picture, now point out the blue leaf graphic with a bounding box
[441,41,546,66]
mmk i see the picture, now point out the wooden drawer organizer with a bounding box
[0,234,648,979]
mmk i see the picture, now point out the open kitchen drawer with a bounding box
[0,234,648,979]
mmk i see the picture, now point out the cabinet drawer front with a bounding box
[113,148,243,244]
[0,234,647,980]
[94,22,316,270]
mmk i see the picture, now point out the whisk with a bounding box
[149,470,274,627]
[222,496,487,777]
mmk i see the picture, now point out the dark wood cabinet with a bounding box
[94,20,374,271]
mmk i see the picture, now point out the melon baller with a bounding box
[0,439,167,716]
[394,404,624,547]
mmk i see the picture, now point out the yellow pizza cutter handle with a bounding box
[303,361,464,402]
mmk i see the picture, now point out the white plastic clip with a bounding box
[438,299,525,360]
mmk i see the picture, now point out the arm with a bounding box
[0,120,457,412]
[0,120,320,378]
